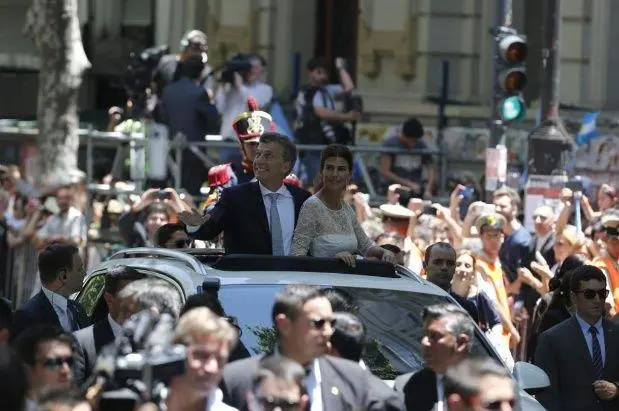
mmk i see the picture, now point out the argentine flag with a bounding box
[576,112,600,146]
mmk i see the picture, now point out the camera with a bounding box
[565,178,584,192]
[125,45,170,99]
[219,53,253,85]
[91,310,186,411]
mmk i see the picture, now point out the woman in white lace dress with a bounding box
[290,144,396,266]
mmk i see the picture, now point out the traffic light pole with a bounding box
[489,0,513,148]
[539,0,560,121]
[527,0,571,176]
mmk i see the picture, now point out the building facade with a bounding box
[0,0,615,124]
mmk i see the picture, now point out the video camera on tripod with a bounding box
[87,310,186,411]
[124,45,170,100]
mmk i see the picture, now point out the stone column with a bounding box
[589,0,610,107]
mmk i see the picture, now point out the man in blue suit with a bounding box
[180,132,310,255]
[161,54,220,195]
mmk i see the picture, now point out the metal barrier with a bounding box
[0,126,448,259]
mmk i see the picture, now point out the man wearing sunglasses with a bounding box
[535,265,619,411]
[248,356,308,411]
[13,325,74,408]
[443,358,517,411]
[221,284,400,411]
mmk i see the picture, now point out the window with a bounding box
[218,284,496,380]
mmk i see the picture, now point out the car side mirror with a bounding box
[513,361,550,393]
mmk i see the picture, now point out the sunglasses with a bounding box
[483,399,516,410]
[309,318,336,330]
[256,396,300,411]
[39,356,74,370]
[575,289,609,300]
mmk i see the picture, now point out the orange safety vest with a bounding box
[593,255,619,312]
[476,257,512,344]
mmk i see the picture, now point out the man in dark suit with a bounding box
[534,265,619,411]
[161,53,220,195]
[521,204,557,315]
[73,265,146,384]
[393,304,475,411]
[181,132,311,255]
[220,284,399,411]
[12,244,90,340]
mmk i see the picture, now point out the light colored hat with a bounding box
[601,212,619,238]
[379,203,414,219]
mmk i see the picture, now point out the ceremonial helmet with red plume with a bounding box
[231,96,277,144]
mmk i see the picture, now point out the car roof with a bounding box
[86,248,445,297]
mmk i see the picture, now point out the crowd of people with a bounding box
[1,27,619,411]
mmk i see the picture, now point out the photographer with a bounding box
[294,57,359,187]
[215,54,274,164]
[117,188,190,248]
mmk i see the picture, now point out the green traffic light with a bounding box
[500,95,526,122]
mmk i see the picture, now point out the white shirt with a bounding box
[108,314,123,339]
[216,82,273,139]
[37,206,87,243]
[304,359,323,411]
[434,373,445,411]
[535,231,553,253]
[259,183,295,256]
[41,286,72,332]
[205,387,237,411]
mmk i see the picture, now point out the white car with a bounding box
[78,248,549,410]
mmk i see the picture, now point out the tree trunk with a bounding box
[24,0,91,187]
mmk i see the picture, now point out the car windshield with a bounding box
[218,284,497,380]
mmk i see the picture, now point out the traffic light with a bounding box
[495,28,527,122]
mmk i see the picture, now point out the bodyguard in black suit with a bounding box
[393,304,475,411]
[534,265,619,411]
[12,244,90,340]
[220,285,399,411]
[73,266,146,384]
[181,132,310,255]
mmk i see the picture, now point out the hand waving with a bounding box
[179,208,210,227]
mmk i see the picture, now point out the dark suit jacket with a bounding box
[221,354,401,411]
[193,182,311,254]
[73,318,116,385]
[522,233,557,314]
[534,316,619,411]
[11,291,90,340]
[161,77,220,142]
[393,368,437,411]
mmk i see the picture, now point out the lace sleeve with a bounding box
[347,203,374,255]
[290,200,319,256]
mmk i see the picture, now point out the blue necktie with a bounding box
[589,326,603,378]
[268,193,284,256]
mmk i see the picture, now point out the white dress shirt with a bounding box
[108,314,123,339]
[575,313,606,365]
[41,286,72,332]
[434,373,445,411]
[259,183,295,256]
[304,359,323,411]
[205,387,237,411]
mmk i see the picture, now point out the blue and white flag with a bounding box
[576,111,600,146]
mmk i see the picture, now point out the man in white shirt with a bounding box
[34,186,86,250]
[12,244,89,340]
[180,132,311,255]
[168,307,239,411]
[73,265,147,384]
[221,284,399,411]
[394,304,475,411]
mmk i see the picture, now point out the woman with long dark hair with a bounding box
[290,144,396,266]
